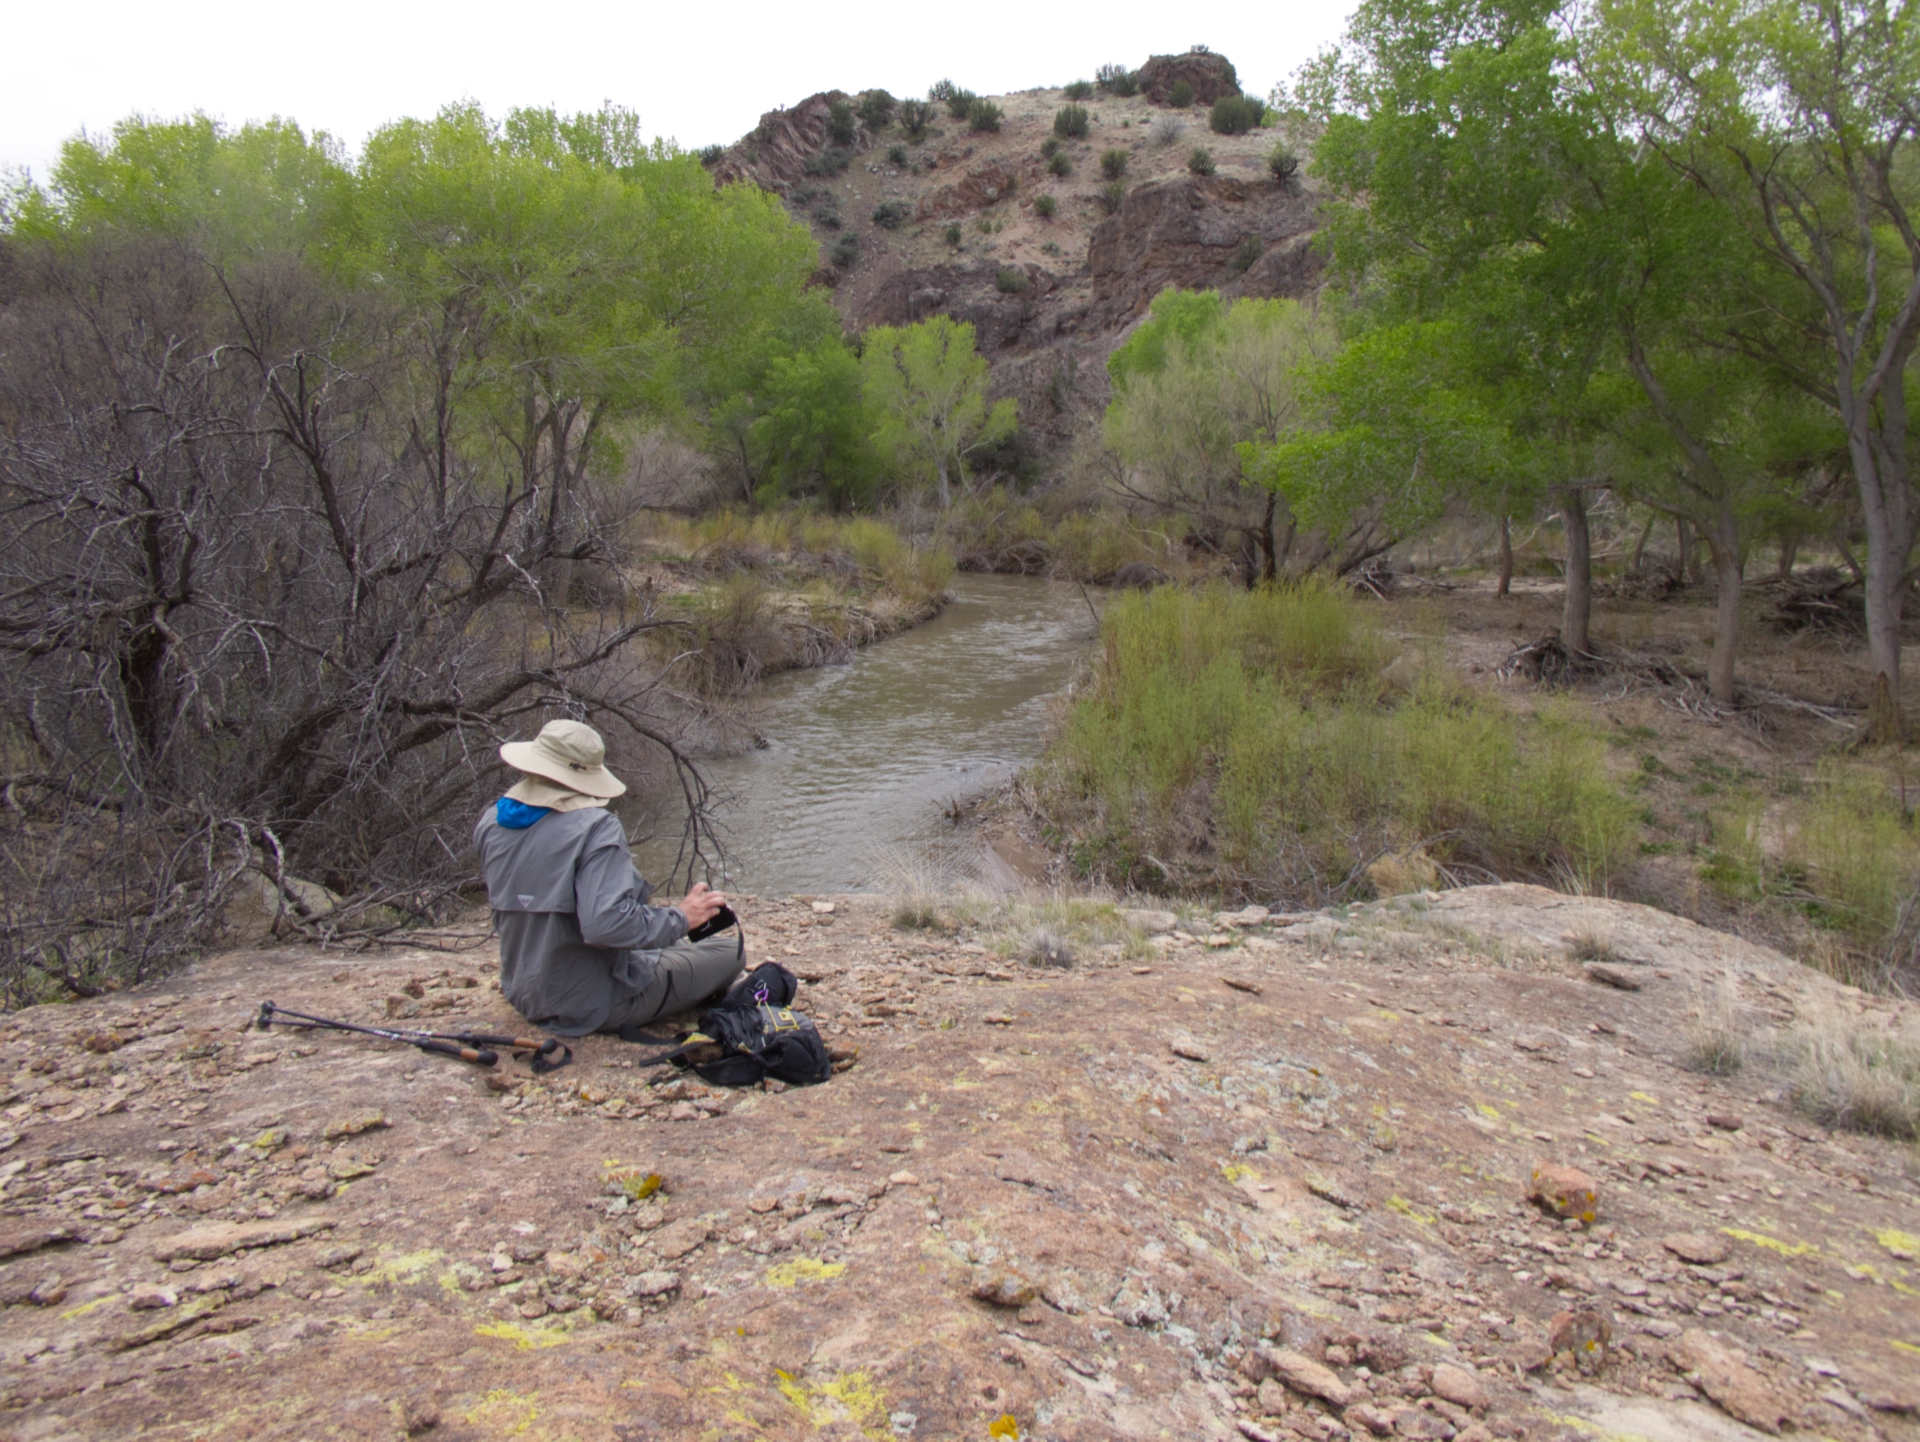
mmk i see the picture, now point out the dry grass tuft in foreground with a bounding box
[1787,998,1920,1139]
[1681,973,1747,1076]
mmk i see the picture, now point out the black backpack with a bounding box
[623,962,831,1088]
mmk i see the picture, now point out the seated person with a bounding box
[473,719,742,1036]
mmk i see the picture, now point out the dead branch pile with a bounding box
[1496,633,1610,687]
[1759,566,1864,636]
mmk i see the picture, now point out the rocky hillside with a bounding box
[1,886,1915,1440]
[709,51,1320,459]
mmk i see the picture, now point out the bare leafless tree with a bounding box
[0,235,711,1001]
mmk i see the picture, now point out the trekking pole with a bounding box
[255,1002,498,1067]
[439,1030,571,1074]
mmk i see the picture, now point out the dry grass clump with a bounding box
[1020,926,1076,968]
[1681,973,1747,1076]
[1567,926,1616,963]
[1787,999,1920,1139]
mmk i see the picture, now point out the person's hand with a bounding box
[678,881,728,929]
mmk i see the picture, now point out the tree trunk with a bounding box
[1259,492,1278,583]
[1496,514,1513,597]
[1630,513,1654,573]
[936,457,950,510]
[1559,486,1592,653]
[1776,535,1797,579]
[1705,494,1743,705]
[1675,516,1692,586]
[1862,514,1907,743]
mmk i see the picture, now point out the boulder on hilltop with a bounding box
[1136,49,1242,106]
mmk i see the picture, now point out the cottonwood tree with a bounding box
[860,317,1016,509]
[1104,290,1333,582]
[1592,0,1920,737]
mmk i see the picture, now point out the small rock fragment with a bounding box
[1583,964,1642,991]
[1255,1378,1291,1415]
[1262,1346,1353,1408]
[1661,1232,1732,1266]
[1222,978,1262,995]
[629,1270,680,1298]
[810,900,836,914]
[1706,1112,1743,1131]
[1122,909,1179,934]
[322,1113,391,1141]
[972,1269,1038,1310]
[1669,1327,1797,1435]
[1391,1412,1455,1440]
[0,1223,73,1260]
[1527,1162,1598,1224]
[1344,1403,1397,1437]
[887,1171,919,1187]
[1429,1363,1488,1411]
[1170,1039,1211,1063]
[1547,1308,1613,1372]
[129,1284,178,1310]
[395,1397,441,1435]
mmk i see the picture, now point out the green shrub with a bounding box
[826,99,857,147]
[1097,64,1139,96]
[1268,142,1301,189]
[1048,152,1072,177]
[1054,104,1090,139]
[996,267,1031,294]
[1040,137,1061,158]
[944,223,963,247]
[1168,79,1196,108]
[899,99,934,138]
[1034,194,1057,220]
[928,79,957,103]
[968,99,1004,133]
[858,89,897,130]
[1188,146,1216,176]
[698,143,726,167]
[1100,148,1129,179]
[1064,80,1094,101]
[887,143,909,166]
[1210,95,1265,135]
[871,199,912,230]
[815,207,842,230]
[947,88,979,120]
[829,234,860,269]
[1041,583,1638,900]
[803,148,851,177]
[1228,233,1262,274]
[1098,179,1127,214]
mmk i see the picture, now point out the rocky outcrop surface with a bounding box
[854,262,1064,353]
[914,160,1023,220]
[1136,50,1243,106]
[712,92,855,193]
[1088,176,1322,328]
[0,886,1913,1441]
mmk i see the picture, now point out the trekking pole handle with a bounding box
[413,1038,498,1066]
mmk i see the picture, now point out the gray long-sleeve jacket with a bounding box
[473,807,688,1035]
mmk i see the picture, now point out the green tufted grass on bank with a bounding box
[1037,582,1639,904]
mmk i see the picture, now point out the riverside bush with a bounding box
[1054,104,1090,140]
[1041,583,1638,900]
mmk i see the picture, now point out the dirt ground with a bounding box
[0,885,1914,1442]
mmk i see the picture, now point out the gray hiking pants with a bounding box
[598,932,746,1032]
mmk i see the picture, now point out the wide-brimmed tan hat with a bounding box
[499,720,627,799]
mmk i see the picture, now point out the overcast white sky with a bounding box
[3,1,1352,180]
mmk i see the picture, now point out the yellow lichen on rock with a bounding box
[764,1257,847,1289]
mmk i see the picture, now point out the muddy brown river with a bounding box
[632,574,1096,895]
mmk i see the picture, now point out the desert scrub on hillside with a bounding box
[1100,149,1129,179]
[872,200,912,229]
[899,100,934,138]
[1188,147,1216,176]
[1210,95,1265,135]
[1054,104,1091,140]
[1048,152,1073,177]
[968,100,1005,134]
[1037,583,1638,902]
[1033,194,1057,220]
[945,88,979,120]
[1063,79,1094,101]
[1098,180,1127,214]
[1268,142,1301,189]
[1168,79,1196,108]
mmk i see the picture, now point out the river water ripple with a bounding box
[632,574,1096,895]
